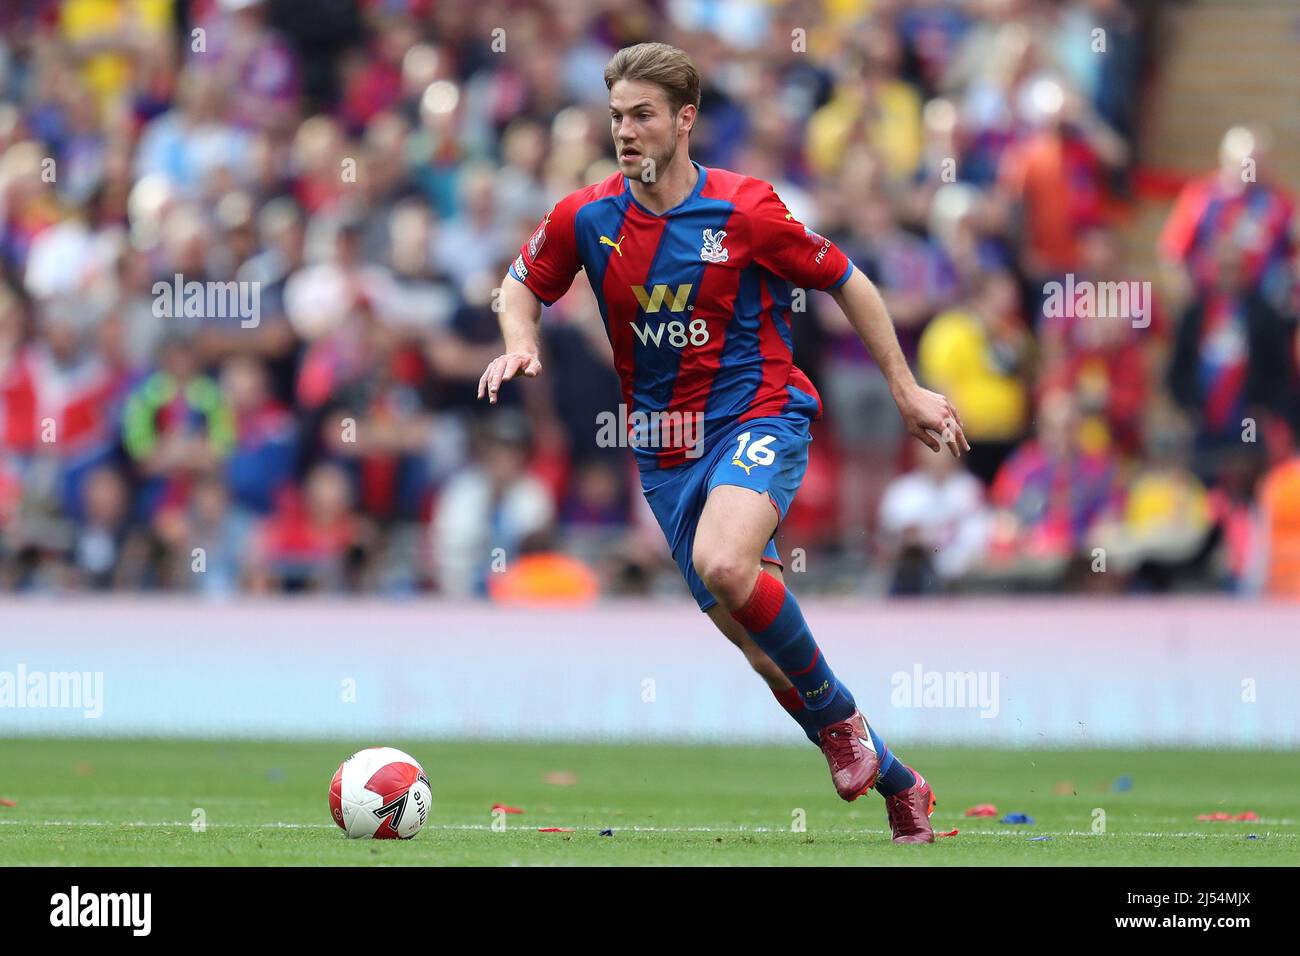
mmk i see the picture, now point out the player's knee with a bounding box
[694,549,757,609]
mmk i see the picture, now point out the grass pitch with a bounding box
[0,739,1294,865]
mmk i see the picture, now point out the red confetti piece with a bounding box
[491,803,524,814]
[937,828,959,837]
[0,798,16,808]
[1197,812,1233,821]
[963,804,997,817]
[1235,811,1259,821]
[538,827,574,833]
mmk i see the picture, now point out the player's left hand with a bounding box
[895,383,970,458]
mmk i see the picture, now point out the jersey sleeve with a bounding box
[745,180,853,291]
[508,193,583,307]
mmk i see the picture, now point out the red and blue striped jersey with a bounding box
[509,162,853,471]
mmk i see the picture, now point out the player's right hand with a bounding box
[895,382,970,458]
[477,352,542,404]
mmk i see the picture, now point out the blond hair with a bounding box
[603,43,701,116]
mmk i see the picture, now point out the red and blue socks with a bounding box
[771,685,821,744]
[731,572,856,725]
[865,721,916,796]
[740,573,917,798]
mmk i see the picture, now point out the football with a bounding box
[328,747,432,839]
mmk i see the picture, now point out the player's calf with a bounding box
[707,593,821,745]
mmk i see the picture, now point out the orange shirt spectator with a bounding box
[1257,456,1300,597]
[998,130,1104,276]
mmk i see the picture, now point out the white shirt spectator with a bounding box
[879,465,989,580]
[431,467,555,597]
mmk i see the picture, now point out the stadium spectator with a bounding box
[189,0,301,133]
[986,388,1120,580]
[154,468,244,594]
[121,330,235,519]
[1088,404,1216,591]
[70,463,147,590]
[918,268,1032,484]
[1252,449,1300,598]
[1036,227,1158,453]
[5,297,126,520]
[996,76,1127,306]
[1160,127,1298,481]
[220,353,296,514]
[247,460,373,592]
[430,410,555,597]
[877,443,990,595]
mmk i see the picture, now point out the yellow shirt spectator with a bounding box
[1124,471,1211,536]
[918,307,1027,441]
[807,80,922,182]
[61,0,172,115]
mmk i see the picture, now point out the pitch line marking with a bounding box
[0,820,1293,838]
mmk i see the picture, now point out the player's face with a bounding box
[609,80,682,179]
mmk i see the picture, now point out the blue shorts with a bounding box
[640,413,812,612]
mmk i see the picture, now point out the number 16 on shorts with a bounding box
[729,431,777,475]
[706,415,811,519]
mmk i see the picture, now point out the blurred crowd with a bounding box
[1,0,1298,600]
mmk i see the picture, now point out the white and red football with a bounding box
[328,747,432,839]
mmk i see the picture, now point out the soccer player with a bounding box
[478,42,969,844]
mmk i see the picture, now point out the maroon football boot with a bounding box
[885,765,937,844]
[816,711,881,801]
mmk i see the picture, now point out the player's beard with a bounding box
[655,137,676,176]
[624,137,676,182]
[648,137,676,180]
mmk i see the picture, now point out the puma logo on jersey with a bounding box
[730,457,757,475]
[599,234,625,256]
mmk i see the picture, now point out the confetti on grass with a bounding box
[999,813,1034,825]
